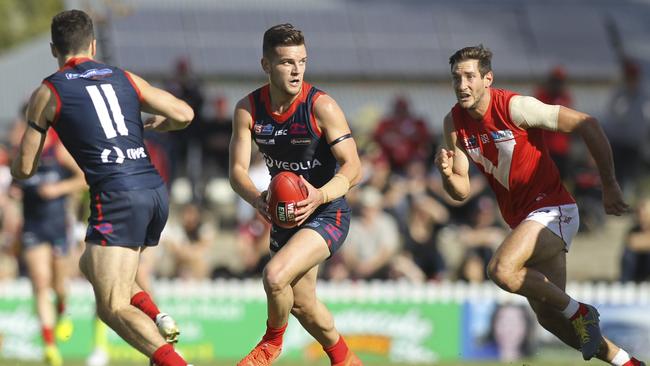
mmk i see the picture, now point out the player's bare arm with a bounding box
[435,112,471,201]
[509,96,628,215]
[38,143,87,200]
[126,71,194,132]
[11,84,55,179]
[558,106,628,215]
[229,97,270,222]
[295,94,361,224]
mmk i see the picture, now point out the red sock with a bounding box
[130,291,161,321]
[261,321,287,347]
[152,344,186,366]
[324,336,349,364]
[624,358,644,366]
[56,298,66,316]
[570,303,589,321]
[42,326,55,345]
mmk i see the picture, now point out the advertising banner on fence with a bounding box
[0,285,460,363]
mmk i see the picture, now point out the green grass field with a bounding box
[0,360,586,366]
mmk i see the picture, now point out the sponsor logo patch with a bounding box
[291,138,311,145]
[490,129,514,142]
[464,136,479,149]
[289,122,308,134]
[255,138,275,145]
[276,202,296,223]
[263,154,322,171]
[94,223,113,234]
[254,123,274,136]
[65,68,113,80]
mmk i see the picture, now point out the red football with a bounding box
[267,171,309,228]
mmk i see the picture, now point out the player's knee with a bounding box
[487,258,519,293]
[262,265,289,295]
[31,277,50,292]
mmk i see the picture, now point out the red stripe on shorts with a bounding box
[336,209,341,227]
[95,194,104,221]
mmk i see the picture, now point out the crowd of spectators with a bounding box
[0,57,649,284]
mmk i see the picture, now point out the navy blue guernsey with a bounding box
[249,82,338,189]
[20,132,67,223]
[43,58,163,192]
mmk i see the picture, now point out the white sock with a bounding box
[611,348,631,366]
[561,298,580,318]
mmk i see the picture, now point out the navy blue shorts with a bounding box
[270,198,351,256]
[22,219,69,256]
[85,185,169,247]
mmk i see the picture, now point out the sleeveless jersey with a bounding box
[43,57,163,192]
[451,88,574,228]
[20,130,67,223]
[249,82,338,189]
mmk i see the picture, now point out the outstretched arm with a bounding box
[435,113,471,201]
[126,71,194,132]
[558,107,628,215]
[509,95,628,215]
[11,84,54,179]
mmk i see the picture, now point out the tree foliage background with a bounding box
[0,0,64,54]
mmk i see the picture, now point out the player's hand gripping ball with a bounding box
[268,171,309,228]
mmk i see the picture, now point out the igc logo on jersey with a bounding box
[263,154,322,171]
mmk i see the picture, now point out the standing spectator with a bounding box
[535,66,574,179]
[373,96,431,173]
[620,197,650,282]
[342,187,401,280]
[166,57,205,196]
[603,59,650,196]
[200,95,232,177]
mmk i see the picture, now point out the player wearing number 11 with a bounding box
[436,45,644,366]
[11,10,193,366]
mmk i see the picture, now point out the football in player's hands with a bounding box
[268,171,308,228]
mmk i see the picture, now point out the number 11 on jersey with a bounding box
[86,84,129,139]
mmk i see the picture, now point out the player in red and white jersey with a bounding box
[436,45,644,366]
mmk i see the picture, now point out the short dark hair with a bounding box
[262,23,305,58]
[51,9,94,56]
[449,45,493,76]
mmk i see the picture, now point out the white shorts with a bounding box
[523,204,580,251]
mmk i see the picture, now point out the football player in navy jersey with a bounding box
[12,10,193,366]
[229,24,363,366]
[13,125,86,366]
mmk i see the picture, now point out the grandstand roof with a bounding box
[95,0,650,81]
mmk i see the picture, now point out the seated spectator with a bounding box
[455,196,506,278]
[456,248,488,283]
[401,194,449,280]
[342,187,401,280]
[620,197,650,282]
[160,203,217,280]
[572,154,605,232]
